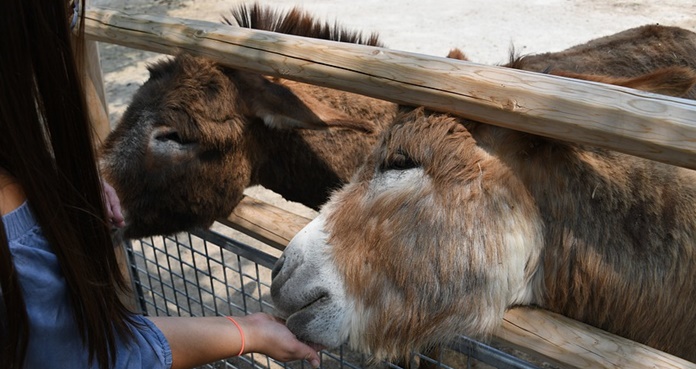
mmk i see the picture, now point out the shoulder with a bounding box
[0,169,26,216]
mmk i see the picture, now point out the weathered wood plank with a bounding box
[218,196,312,251]
[497,307,696,369]
[83,39,111,147]
[83,7,696,169]
[82,29,139,311]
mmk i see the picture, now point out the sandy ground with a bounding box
[92,0,696,218]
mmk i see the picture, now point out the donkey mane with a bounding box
[222,3,384,47]
[505,50,549,72]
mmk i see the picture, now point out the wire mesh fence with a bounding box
[123,225,545,369]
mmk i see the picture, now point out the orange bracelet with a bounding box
[226,316,245,356]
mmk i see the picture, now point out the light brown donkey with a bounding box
[271,49,696,366]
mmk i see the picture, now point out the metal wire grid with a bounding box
[124,227,542,369]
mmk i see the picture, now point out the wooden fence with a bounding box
[82,6,696,369]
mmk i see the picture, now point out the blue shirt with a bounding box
[2,202,172,368]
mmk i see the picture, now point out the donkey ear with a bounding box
[232,72,376,133]
[552,67,696,97]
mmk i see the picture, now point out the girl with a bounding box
[0,1,321,368]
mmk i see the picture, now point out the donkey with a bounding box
[270,64,696,362]
[99,4,397,239]
[450,24,696,99]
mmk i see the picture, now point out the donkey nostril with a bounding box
[271,255,286,280]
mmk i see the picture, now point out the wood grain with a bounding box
[218,195,312,251]
[497,307,696,369]
[83,39,110,148]
[83,32,139,311]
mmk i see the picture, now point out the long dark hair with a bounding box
[0,1,133,368]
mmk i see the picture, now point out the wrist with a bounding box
[225,316,245,356]
[230,313,272,356]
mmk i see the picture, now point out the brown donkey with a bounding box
[450,24,696,98]
[100,4,397,239]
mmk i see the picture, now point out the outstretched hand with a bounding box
[148,312,324,369]
[238,313,323,368]
[101,180,125,228]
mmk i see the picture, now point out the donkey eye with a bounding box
[153,127,194,145]
[155,131,184,143]
[381,151,419,171]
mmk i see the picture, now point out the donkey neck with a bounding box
[489,128,696,341]
[247,123,377,210]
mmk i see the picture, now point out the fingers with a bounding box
[248,313,322,368]
[284,339,321,368]
[101,180,125,228]
[277,318,322,368]
[304,350,321,369]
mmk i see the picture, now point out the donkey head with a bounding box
[100,4,392,239]
[100,53,379,239]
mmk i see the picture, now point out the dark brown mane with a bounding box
[505,48,553,74]
[505,52,530,70]
[222,3,384,47]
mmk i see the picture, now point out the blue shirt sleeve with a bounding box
[2,202,172,369]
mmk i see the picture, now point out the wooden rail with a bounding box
[82,7,696,170]
[79,18,138,311]
[218,196,312,251]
